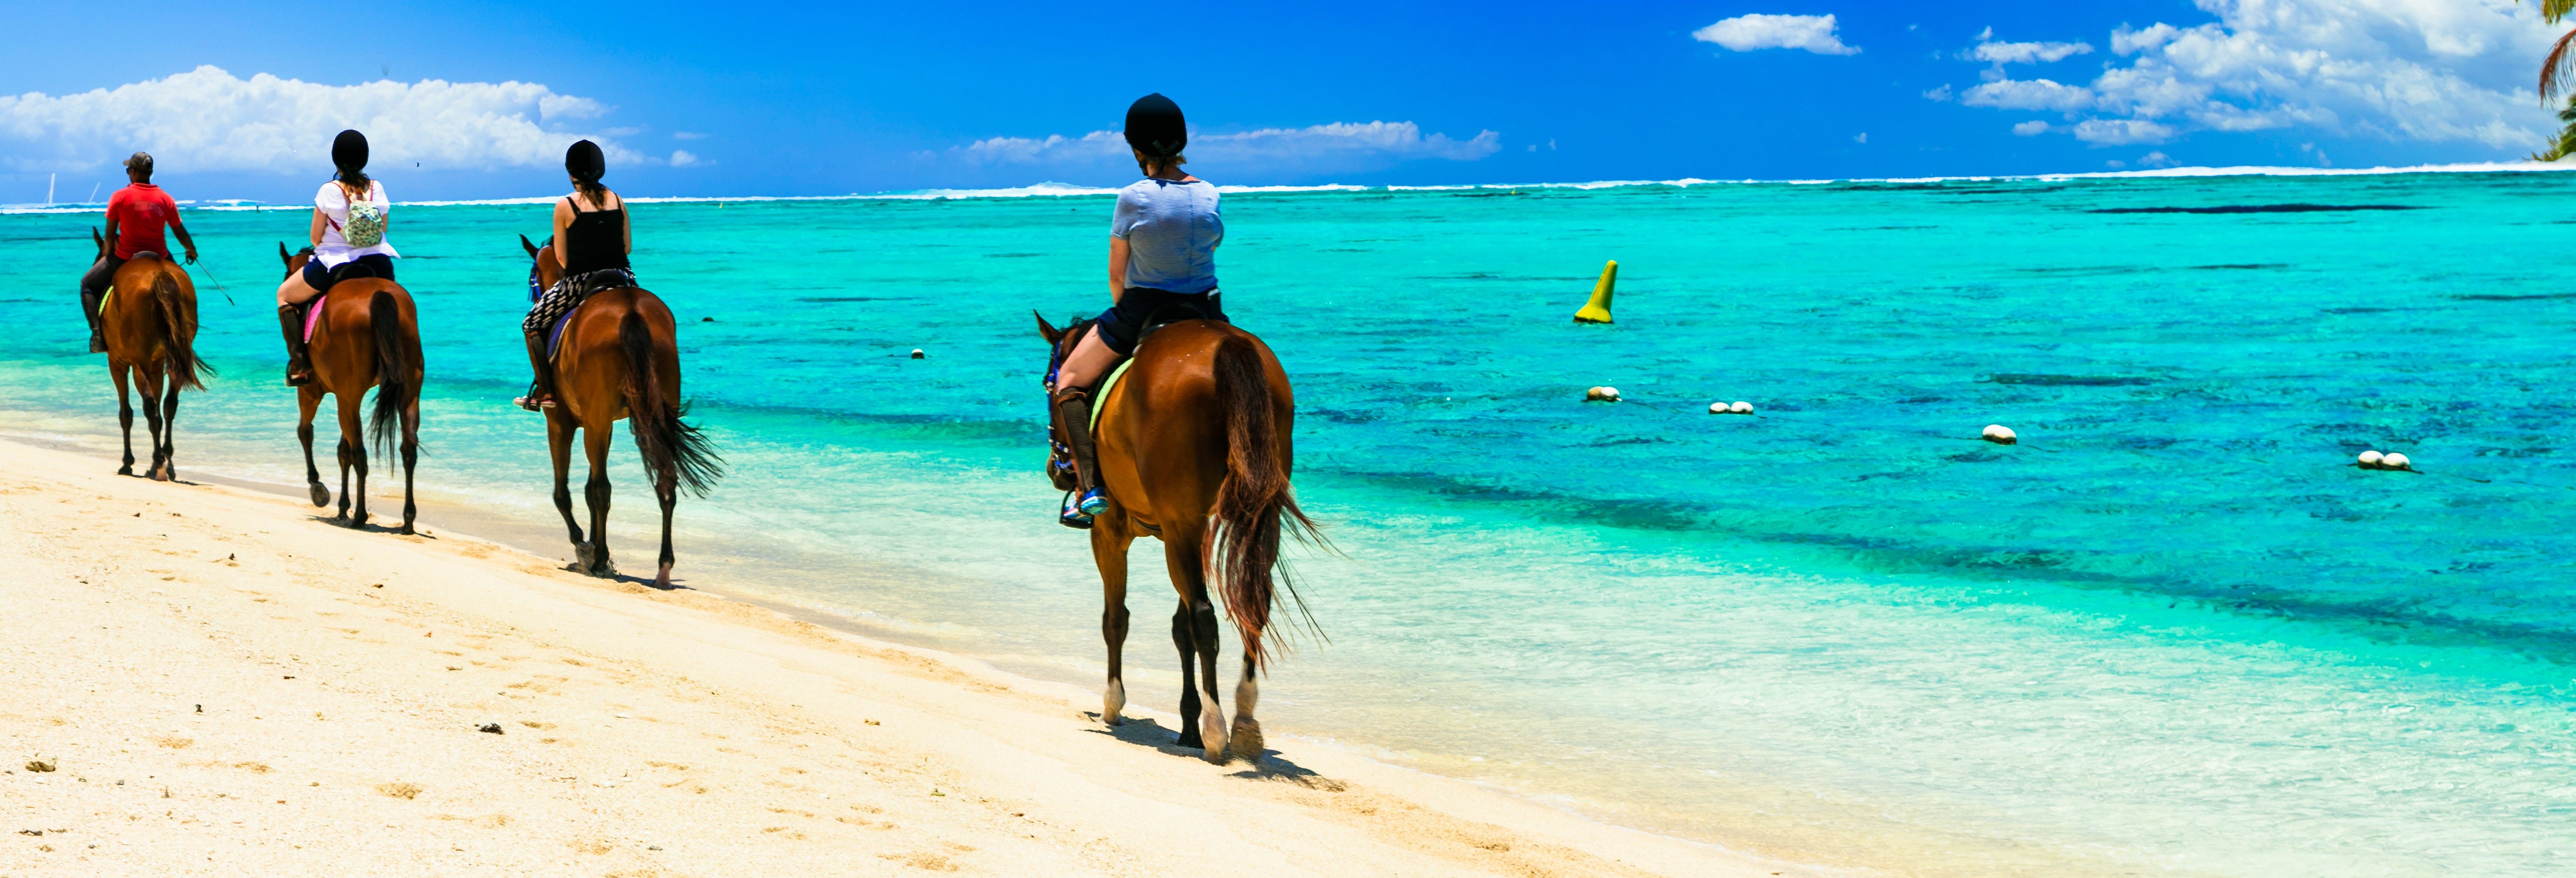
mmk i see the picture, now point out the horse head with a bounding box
[519,233,561,292]
[278,242,313,279]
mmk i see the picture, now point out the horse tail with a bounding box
[619,307,723,498]
[149,270,211,389]
[1210,333,1323,669]
[366,289,419,458]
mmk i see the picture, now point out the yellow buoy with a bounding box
[1573,261,1617,323]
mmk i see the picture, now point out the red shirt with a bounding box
[106,183,181,260]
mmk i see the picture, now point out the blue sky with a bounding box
[0,0,2560,201]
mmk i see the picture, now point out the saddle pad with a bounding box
[546,306,579,360]
[97,285,112,316]
[1091,357,1135,431]
[304,297,328,343]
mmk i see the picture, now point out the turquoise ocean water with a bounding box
[4,169,2574,875]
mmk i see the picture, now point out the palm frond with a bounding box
[2543,29,2576,101]
[2550,0,2576,24]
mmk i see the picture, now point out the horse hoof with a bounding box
[1103,680,1126,726]
[1198,708,1231,764]
[308,485,330,507]
[116,466,132,477]
[1229,717,1264,765]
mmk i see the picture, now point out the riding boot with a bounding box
[277,304,313,386]
[516,331,559,412]
[80,287,106,353]
[1053,389,1110,523]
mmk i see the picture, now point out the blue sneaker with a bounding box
[1059,492,1094,529]
[1075,488,1109,516]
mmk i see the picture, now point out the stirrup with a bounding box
[1074,487,1108,516]
[285,364,313,387]
[1058,491,1094,529]
[514,383,556,412]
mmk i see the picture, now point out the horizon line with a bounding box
[3,160,2568,213]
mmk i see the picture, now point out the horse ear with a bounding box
[277,241,291,266]
[519,234,540,260]
[92,226,104,254]
[1033,310,1063,343]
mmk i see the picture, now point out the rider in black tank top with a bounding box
[560,199,629,276]
[515,139,635,411]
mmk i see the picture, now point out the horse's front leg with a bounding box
[109,360,134,476]
[297,389,328,506]
[134,367,168,481]
[335,392,368,526]
[1091,520,1135,725]
[1166,526,1227,763]
[578,420,616,578]
[547,412,583,547]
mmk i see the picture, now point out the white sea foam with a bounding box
[11,159,2565,214]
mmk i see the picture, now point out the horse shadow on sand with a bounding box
[1079,711,1336,785]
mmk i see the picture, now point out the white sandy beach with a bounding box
[0,437,1820,877]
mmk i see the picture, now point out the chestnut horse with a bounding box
[519,234,721,586]
[90,228,211,480]
[1037,314,1320,764]
[278,245,425,532]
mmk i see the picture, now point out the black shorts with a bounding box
[1094,287,1225,355]
[301,254,395,292]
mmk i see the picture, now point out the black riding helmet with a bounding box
[565,140,605,184]
[331,130,368,175]
[1123,93,1187,158]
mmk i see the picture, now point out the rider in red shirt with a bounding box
[79,152,197,352]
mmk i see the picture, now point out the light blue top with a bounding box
[1111,177,1222,294]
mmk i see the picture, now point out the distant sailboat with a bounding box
[46,173,54,207]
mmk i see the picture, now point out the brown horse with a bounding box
[90,228,211,480]
[278,245,425,532]
[519,234,721,587]
[1037,314,1321,764]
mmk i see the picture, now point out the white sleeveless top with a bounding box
[313,179,400,267]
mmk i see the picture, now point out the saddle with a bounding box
[544,269,638,359]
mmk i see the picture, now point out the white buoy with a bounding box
[1584,386,1620,402]
[1729,401,1754,414]
[910,348,926,360]
[2357,450,2384,468]
[2382,452,2412,471]
[1707,401,1726,414]
[1981,424,2017,445]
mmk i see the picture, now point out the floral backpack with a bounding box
[337,181,386,248]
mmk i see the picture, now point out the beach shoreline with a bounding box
[0,436,1810,877]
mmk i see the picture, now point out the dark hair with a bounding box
[565,140,609,204]
[124,152,154,177]
[331,130,371,196]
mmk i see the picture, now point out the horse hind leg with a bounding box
[1189,601,1229,763]
[1170,603,1203,750]
[578,422,617,578]
[1230,653,1264,766]
[397,398,419,535]
[157,377,181,481]
[651,456,677,587]
[134,368,168,481]
[335,393,369,526]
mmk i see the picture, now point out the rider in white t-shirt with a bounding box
[273,130,399,386]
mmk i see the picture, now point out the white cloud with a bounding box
[671,131,708,141]
[1692,14,1862,55]
[2138,150,2180,167]
[0,66,641,174]
[2013,120,2052,136]
[1931,0,2562,150]
[1961,78,2097,112]
[959,121,1502,169]
[670,149,699,167]
[1969,39,2095,64]
[1853,131,1868,143]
